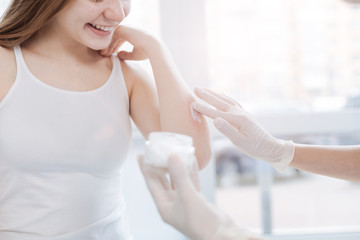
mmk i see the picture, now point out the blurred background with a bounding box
[1,0,359,239]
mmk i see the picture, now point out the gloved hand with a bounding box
[192,88,295,172]
[138,154,262,240]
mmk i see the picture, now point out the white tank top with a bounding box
[0,46,133,240]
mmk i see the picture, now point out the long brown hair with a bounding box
[0,0,69,48]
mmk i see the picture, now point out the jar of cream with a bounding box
[143,132,195,169]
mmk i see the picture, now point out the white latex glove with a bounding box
[192,88,295,172]
[138,155,262,240]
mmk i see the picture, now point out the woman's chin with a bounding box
[88,43,111,52]
[84,39,112,52]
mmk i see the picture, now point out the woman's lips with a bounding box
[87,23,113,37]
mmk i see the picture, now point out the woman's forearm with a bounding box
[290,144,360,182]
[144,39,211,169]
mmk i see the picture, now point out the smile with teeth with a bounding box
[88,23,115,32]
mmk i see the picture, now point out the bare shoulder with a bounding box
[119,60,155,99]
[0,46,16,69]
[0,46,17,103]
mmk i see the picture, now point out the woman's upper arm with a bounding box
[121,61,161,139]
[0,46,16,104]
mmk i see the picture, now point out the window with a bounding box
[205,0,360,237]
[206,0,360,110]
[0,0,10,17]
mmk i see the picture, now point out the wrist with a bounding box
[209,214,236,240]
[211,220,263,240]
[269,139,295,172]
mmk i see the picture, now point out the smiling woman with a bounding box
[0,0,210,239]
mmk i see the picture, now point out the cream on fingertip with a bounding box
[190,103,202,123]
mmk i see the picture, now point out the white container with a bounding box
[143,132,196,169]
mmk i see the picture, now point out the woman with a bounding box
[0,0,211,239]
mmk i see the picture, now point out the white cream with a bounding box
[190,102,202,123]
[143,132,195,169]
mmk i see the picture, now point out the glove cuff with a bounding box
[211,223,264,240]
[270,140,295,172]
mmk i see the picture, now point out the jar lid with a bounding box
[148,132,193,146]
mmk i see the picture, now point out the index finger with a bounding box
[191,101,228,120]
[168,155,198,194]
[138,156,171,203]
[204,88,241,108]
[194,88,232,111]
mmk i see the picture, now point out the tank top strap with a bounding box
[13,45,21,57]
[0,46,23,108]
[13,45,23,66]
[13,45,25,81]
[110,54,130,108]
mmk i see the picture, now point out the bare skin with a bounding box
[291,144,360,182]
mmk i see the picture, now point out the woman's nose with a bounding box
[104,0,129,23]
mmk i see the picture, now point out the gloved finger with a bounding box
[168,155,197,194]
[204,88,243,109]
[214,118,248,148]
[191,101,228,120]
[219,111,251,130]
[194,87,232,112]
[139,156,170,191]
[220,92,243,108]
[203,88,241,108]
[138,156,169,189]
[138,156,171,203]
